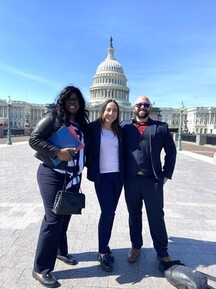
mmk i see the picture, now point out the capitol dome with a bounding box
[88,37,130,107]
[96,46,124,74]
[96,59,124,74]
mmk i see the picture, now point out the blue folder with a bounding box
[48,125,82,166]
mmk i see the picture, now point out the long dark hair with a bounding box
[53,85,89,131]
[97,99,122,137]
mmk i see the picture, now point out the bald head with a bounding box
[134,96,151,105]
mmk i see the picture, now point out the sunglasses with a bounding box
[135,102,151,109]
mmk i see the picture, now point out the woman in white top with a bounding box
[86,99,124,272]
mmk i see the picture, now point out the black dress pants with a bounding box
[124,174,169,258]
[34,164,73,274]
[94,172,122,254]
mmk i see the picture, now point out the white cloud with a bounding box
[0,63,61,88]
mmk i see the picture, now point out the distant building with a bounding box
[186,106,216,134]
[86,37,160,121]
[0,38,215,135]
[159,106,216,134]
[159,107,177,128]
[0,99,47,129]
[159,107,188,132]
[86,37,132,121]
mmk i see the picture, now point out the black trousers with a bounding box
[94,172,122,254]
[124,174,169,258]
[34,164,75,274]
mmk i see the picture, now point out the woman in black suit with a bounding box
[86,99,124,273]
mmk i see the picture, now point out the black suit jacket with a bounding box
[122,118,177,182]
[85,120,124,183]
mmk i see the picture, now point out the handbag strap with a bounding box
[71,158,80,184]
[62,166,68,191]
[62,158,79,191]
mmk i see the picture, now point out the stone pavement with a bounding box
[180,142,216,158]
[0,141,216,289]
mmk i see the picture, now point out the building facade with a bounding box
[0,99,47,129]
[86,37,133,121]
[159,106,216,134]
[159,107,188,132]
[0,38,215,135]
[86,37,160,121]
[186,107,216,134]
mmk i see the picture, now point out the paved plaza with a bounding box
[0,141,216,289]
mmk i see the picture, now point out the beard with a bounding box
[135,109,150,119]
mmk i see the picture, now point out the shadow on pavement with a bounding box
[53,237,216,287]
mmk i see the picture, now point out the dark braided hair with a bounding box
[53,85,89,131]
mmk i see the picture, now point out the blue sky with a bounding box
[0,0,215,108]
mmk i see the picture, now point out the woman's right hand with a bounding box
[56,148,76,161]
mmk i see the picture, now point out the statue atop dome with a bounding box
[110,36,113,48]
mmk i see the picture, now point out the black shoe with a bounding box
[32,271,59,288]
[106,246,115,263]
[57,254,78,265]
[97,253,113,272]
[108,252,115,263]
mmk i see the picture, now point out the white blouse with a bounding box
[99,129,119,174]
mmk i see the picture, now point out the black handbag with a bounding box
[52,189,85,215]
[52,165,85,215]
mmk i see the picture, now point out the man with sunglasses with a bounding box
[122,96,176,264]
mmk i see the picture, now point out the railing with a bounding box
[0,128,33,137]
[206,136,216,146]
[181,134,196,143]
[173,133,216,146]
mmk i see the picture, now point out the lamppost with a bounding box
[177,101,185,151]
[24,112,30,128]
[6,96,12,145]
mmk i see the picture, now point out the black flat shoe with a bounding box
[97,253,113,272]
[108,252,115,263]
[32,271,59,288]
[57,254,78,265]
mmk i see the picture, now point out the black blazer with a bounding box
[122,118,177,182]
[29,112,66,169]
[85,120,124,183]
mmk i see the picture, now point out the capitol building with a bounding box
[0,38,216,136]
[87,37,133,121]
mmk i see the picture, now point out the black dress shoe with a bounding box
[107,247,115,263]
[108,252,115,263]
[57,254,78,265]
[97,253,113,272]
[32,271,59,288]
